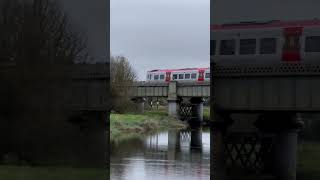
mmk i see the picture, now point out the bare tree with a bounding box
[110,55,137,113]
[0,0,88,64]
[0,0,91,164]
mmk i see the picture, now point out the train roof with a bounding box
[148,67,209,73]
[211,19,320,30]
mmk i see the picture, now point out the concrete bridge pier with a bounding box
[190,127,202,149]
[190,97,205,122]
[256,112,304,180]
[167,81,181,118]
[168,130,181,160]
[168,100,180,118]
[273,113,304,180]
[274,130,298,180]
[132,97,146,114]
[211,112,234,180]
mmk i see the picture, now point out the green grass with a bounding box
[297,141,320,179]
[203,106,210,121]
[0,165,108,180]
[110,110,186,143]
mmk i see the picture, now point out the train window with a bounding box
[178,74,184,79]
[185,74,191,79]
[305,36,320,52]
[220,39,235,55]
[205,73,210,78]
[154,75,159,80]
[240,39,256,55]
[191,73,197,79]
[210,40,216,55]
[160,74,165,80]
[173,74,177,80]
[260,38,276,54]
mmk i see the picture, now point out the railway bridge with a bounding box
[0,62,109,167]
[210,63,320,180]
[127,81,210,122]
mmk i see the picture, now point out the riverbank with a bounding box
[203,106,210,121]
[110,110,187,142]
[0,166,108,180]
[297,141,320,180]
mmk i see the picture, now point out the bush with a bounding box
[300,115,320,140]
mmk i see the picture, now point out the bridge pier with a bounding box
[132,97,146,114]
[274,130,298,180]
[167,81,181,118]
[190,97,204,122]
[168,100,181,118]
[272,113,303,180]
[190,127,202,149]
[211,112,233,180]
[168,130,181,160]
[211,112,304,180]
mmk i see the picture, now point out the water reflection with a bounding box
[110,128,210,180]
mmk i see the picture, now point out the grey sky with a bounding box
[111,0,210,80]
[212,0,320,24]
[61,0,108,63]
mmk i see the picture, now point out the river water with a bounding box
[110,128,210,180]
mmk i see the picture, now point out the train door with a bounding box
[165,72,171,82]
[282,27,303,62]
[198,69,205,81]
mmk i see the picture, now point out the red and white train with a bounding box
[211,19,320,64]
[147,19,320,82]
[146,68,210,82]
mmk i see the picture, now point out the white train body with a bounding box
[146,68,210,82]
[211,20,320,65]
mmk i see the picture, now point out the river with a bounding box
[110,128,210,180]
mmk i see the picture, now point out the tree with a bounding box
[0,0,101,166]
[110,56,137,85]
[0,0,88,64]
[110,55,137,113]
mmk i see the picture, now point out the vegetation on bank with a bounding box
[110,110,187,142]
[297,141,320,180]
[203,106,210,121]
[0,166,108,180]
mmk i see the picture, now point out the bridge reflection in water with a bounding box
[110,128,210,180]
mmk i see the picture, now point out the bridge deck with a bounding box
[127,81,210,98]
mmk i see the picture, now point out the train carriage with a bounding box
[211,19,320,65]
[146,68,210,82]
[210,19,320,112]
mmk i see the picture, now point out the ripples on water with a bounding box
[110,129,210,180]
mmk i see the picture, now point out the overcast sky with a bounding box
[111,0,210,80]
[61,0,107,63]
[212,0,320,24]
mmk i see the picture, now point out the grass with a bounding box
[0,165,108,180]
[203,106,210,121]
[297,141,320,180]
[110,110,187,143]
